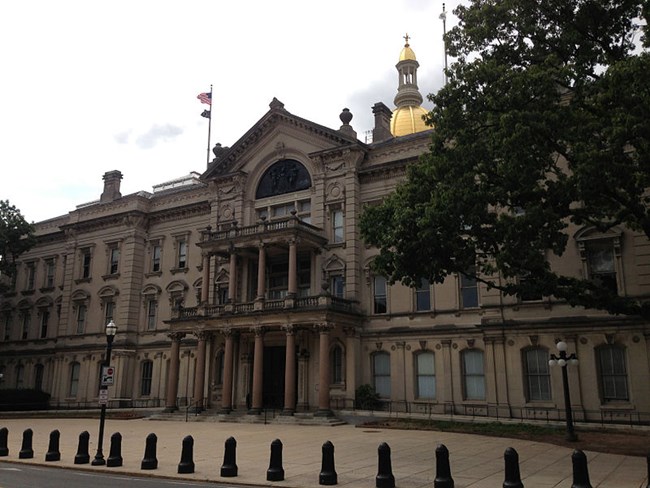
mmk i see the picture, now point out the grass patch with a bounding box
[362,418,562,437]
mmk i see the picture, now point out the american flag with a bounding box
[197,92,211,105]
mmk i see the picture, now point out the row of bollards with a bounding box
[0,426,647,487]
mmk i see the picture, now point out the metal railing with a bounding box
[329,397,650,427]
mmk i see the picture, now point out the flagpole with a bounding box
[206,84,213,167]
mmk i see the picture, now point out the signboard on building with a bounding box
[101,366,115,386]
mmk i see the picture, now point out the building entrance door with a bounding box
[263,346,285,408]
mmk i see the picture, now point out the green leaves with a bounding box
[360,0,650,316]
[0,200,35,291]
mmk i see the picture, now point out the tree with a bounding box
[361,0,650,316]
[0,200,35,293]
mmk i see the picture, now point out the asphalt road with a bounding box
[0,462,245,488]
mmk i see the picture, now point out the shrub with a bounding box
[0,389,51,411]
[355,384,381,410]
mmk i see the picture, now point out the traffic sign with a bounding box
[101,365,115,386]
[98,389,109,405]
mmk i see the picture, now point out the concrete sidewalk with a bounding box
[0,417,647,487]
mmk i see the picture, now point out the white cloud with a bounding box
[0,0,461,222]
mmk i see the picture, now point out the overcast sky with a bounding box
[0,0,461,223]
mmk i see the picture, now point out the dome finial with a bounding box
[403,33,410,47]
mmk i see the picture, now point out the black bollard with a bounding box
[106,432,123,467]
[75,431,90,464]
[178,435,195,474]
[571,450,592,488]
[0,427,8,457]
[434,444,454,488]
[319,440,337,485]
[267,439,285,482]
[220,436,238,477]
[19,428,34,459]
[503,447,523,488]
[376,442,395,488]
[141,433,158,470]
[45,429,61,462]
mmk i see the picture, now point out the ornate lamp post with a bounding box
[548,341,579,442]
[92,320,117,465]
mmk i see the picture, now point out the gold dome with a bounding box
[390,105,429,137]
[399,44,417,61]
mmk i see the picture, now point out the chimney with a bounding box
[372,102,393,143]
[100,170,123,203]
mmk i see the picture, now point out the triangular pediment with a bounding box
[201,98,362,180]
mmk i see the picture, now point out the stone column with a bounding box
[165,332,185,412]
[201,254,210,304]
[256,244,266,300]
[344,327,361,408]
[192,331,211,412]
[441,339,454,414]
[220,328,235,413]
[282,325,297,415]
[228,252,237,303]
[316,323,333,416]
[287,239,297,297]
[249,326,265,414]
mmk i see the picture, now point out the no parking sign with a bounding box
[101,365,115,386]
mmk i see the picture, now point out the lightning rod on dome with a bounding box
[439,3,448,85]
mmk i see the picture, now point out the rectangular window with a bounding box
[416,352,436,399]
[76,305,86,334]
[152,244,161,272]
[519,274,542,302]
[373,353,391,398]
[524,348,551,401]
[147,300,157,330]
[26,263,35,290]
[81,248,92,279]
[415,279,431,311]
[331,345,343,384]
[104,302,114,324]
[3,313,11,341]
[177,240,187,269]
[109,247,120,275]
[462,350,486,400]
[373,276,387,314]
[40,310,49,339]
[34,364,44,391]
[460,272,479,309]
[330,275,345,298]
[587,242,618,294]
[21,312,30,340]
[332,209,344,243]
[69,363,80,397]
[45,259,55,288]
[598,346,629,402]
[15,365,24,389]
[140,361,153,396]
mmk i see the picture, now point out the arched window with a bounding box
[523,348,551,401]
[69,362,81,397]
[461,349,485,400]
[415,351,436,399]
[255,159,312,199]
[330,344,344,385]
[596,344,629,403]
[372,352,391,398]
[140,360,153,396]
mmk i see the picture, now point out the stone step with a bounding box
[147,409,346,426]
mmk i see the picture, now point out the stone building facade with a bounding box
[1,42,649,423]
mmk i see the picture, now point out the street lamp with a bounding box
[548,341,579,442]
[92,320,117,466]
